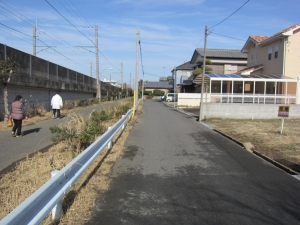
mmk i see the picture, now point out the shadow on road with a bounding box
[23,128,41,136]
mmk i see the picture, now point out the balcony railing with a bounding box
[210,93,296,104]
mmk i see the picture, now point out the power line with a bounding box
[45,0,95,45]
[209,0,250,29]
[210,31,246,41]
[0,22,31,37]
[0,27,32,45]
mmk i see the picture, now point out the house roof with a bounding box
[235,64,264,75]
[242,23,300,52]
[173,61,194,71]
[195,48,247,59]
[144,81,173,89]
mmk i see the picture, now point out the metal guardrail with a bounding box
[0,109,133,225]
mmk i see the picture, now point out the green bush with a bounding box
[153,90,165,96]
[50,101,133,154]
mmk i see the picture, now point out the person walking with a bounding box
[10,95,28,137]
[51,91,63,119]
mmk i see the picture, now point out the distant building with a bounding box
[190,48,247,74]
[144,81,173,95]
[102,78,121,88]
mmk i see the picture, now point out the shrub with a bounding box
[50,101,133,154]
[153,90,165,96]
[24,101,47,117]
[63,100,75,110]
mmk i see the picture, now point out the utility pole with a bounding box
[33,25,36,56]
[135,28,140,105]
[199,25,209,122]
[130,73,131,97]
[95,25,100,102]
[142,72,144,102]
[121,62,123,98]
[90,62,92,78]
[173,66,176,108]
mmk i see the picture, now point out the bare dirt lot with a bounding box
[204,118,300,173]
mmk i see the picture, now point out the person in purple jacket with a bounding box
[10,95,28,137]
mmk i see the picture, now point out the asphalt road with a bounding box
[0,100,126,173]
[86,100,300,225]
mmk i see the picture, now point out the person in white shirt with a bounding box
[51,91,63,119]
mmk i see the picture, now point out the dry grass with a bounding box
[0,101,141,224]
[205,118,300,164]
[0,101,113,131]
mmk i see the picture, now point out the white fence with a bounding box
[210,93,297,104]
[0,109,133,225]
[177,93,297,107]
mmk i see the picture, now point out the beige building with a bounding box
[240,23,300,94]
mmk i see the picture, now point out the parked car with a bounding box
[161,95,165,101]
[166,93,178,102]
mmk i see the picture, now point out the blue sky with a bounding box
[0,0,299,85]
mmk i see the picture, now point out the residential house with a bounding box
[240,22,300,94]
[171,61,194,93]
[190,48,247,74]
[144,80,173,95]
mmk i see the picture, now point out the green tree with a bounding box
[189,58,212,80]
[138,79,143,90]
[0,57,18,122]
[153,90,165,96]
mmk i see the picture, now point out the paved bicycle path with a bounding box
[86,100,300,225]
[0,100,125,173]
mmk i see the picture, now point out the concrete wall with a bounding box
[0,85,94,120]
[0,43,99,120]
[178,93,210,107]
[201,103,300,119]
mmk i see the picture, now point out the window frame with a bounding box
[268,46,272,60]
[274,44,279,59]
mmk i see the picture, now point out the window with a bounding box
[268,47,272,60]
[255,52,258,64]
[250,55,254,65]
[274,44,279,58]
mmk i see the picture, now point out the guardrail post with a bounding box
[51,170,62,222]
[122,115,125,130]
[107,127,112,149]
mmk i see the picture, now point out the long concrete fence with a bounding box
[0,44,99,120]
[201,103,300,119]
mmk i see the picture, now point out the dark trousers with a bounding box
[52,109,61,118]
[12,119,22,135]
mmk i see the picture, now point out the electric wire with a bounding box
[0,22,31,37]
[0,27,32,45]
[210,31,246,41]
[209,0,250,29]
[0,1,92,72]
[45,0,95,46]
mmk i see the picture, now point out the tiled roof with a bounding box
[175,61,194,70]
[250,36,270,43]
[250,23,300,43]
[144,81,173,89]
[196,48,247,58]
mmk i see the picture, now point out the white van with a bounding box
[166,93,178,102]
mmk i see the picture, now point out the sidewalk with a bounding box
[0,100,125,173]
